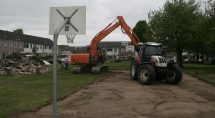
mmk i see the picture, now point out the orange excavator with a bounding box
[71,16,140,73]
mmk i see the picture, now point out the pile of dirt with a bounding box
[0,53,51,75]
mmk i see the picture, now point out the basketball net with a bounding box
[66,34,76,44]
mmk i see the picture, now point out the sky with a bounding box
[0,0,168,46]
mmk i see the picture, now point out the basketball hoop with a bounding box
[66,34,76,43]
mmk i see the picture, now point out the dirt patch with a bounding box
[16,71,215,118]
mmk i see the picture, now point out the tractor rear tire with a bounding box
[137,65,155,85]
[130,60,137,80]
[165,64,182,84]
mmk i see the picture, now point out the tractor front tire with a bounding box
[165,64,182,84]
[137,65,155,85]
[130,60,137,80]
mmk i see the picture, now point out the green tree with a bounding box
[148,0,199,67]
[13,28,23,39]
[32,47,38,54]
[133,20,152,42]
[205,1,215,59]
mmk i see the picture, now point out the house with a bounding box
[0,30,24,60]
[98,41,132,61]
[0,30,53,60]
[22,34,53,55]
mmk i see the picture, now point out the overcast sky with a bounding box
[0,0,167,46]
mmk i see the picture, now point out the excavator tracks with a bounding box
[72,66,109,74]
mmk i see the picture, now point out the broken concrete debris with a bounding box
[0,53,51,75]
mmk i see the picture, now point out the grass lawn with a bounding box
[0,69,106,118]
[183,64,215,84]
[104,61,130,70]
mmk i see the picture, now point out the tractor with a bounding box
[130,42,182,85]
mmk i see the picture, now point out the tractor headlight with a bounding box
[173,56,177,63]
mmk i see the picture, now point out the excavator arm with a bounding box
[89,16,140,60]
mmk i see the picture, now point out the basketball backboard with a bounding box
[49,6,86,35]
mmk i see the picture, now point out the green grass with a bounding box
[0,69,105,118]
[104,61,130,70]
[183,64,215,84]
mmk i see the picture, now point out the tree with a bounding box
[13,28,23,39]
[32,47,38,55]
[13,28,23,34]
[148,0,199,67]
[205,1,215,59]
[133,20,152,42]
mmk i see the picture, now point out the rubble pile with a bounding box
[0,53,51,75]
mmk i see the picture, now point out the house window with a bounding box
[49,45,52,49]
[121,48,125,52]
[121,42,128,46]
[107,48,113,52]
[2,53,6,59]
[24,43,29,48]
[33,44,36,48]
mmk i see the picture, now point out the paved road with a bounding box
[17,71,215,118]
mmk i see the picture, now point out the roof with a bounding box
[0,30,20,41]
[0,30,53,46]
[22,34,53,46]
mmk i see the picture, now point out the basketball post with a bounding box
[52,19,68,118]
[49,6,86,118]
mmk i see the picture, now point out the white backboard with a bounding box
[126,45,134,52]
[49,6,86,35]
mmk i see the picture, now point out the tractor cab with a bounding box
[138,42,165,64]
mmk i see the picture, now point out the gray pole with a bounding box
[52,19,69,118]
[52,34,58,118]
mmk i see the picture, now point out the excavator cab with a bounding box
[140,42,163,62]
[96,47,106,64]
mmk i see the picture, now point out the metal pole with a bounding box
[52,19,69,118]
[52,34,58,118]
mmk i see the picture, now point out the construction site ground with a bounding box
[17,70,215,118]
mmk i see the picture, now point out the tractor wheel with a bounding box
[165,64,182,84]
[137,65,155,85]
[130,60,137,80]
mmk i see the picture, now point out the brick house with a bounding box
[0,30,24,60]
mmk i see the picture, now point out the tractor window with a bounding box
[145,46,162,56]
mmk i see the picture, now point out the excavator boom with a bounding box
[89,16,139,60]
